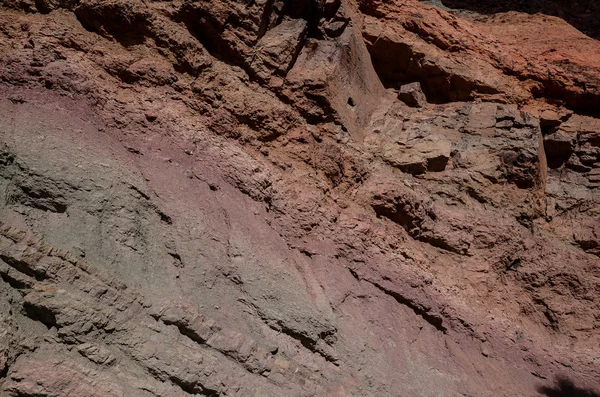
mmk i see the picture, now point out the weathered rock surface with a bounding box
[0,0,599,396]
[398,82,427,108]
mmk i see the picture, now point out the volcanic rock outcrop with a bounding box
[0,0,599,396]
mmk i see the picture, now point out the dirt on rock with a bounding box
[0,0,599,396]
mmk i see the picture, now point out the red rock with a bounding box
[0,0,599,396]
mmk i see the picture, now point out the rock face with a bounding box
[0,0,599,396]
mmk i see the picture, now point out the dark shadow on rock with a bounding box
[438,0,600,40]
[537,377,600,397]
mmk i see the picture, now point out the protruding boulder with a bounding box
[384,137,451,174]
[398,82,427,108]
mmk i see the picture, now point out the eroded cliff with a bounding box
[0,0,599,396]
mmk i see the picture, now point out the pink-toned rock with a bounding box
[0,0,599,396]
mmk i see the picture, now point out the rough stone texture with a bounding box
[398,82,427,108]
[0,0,599,396]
